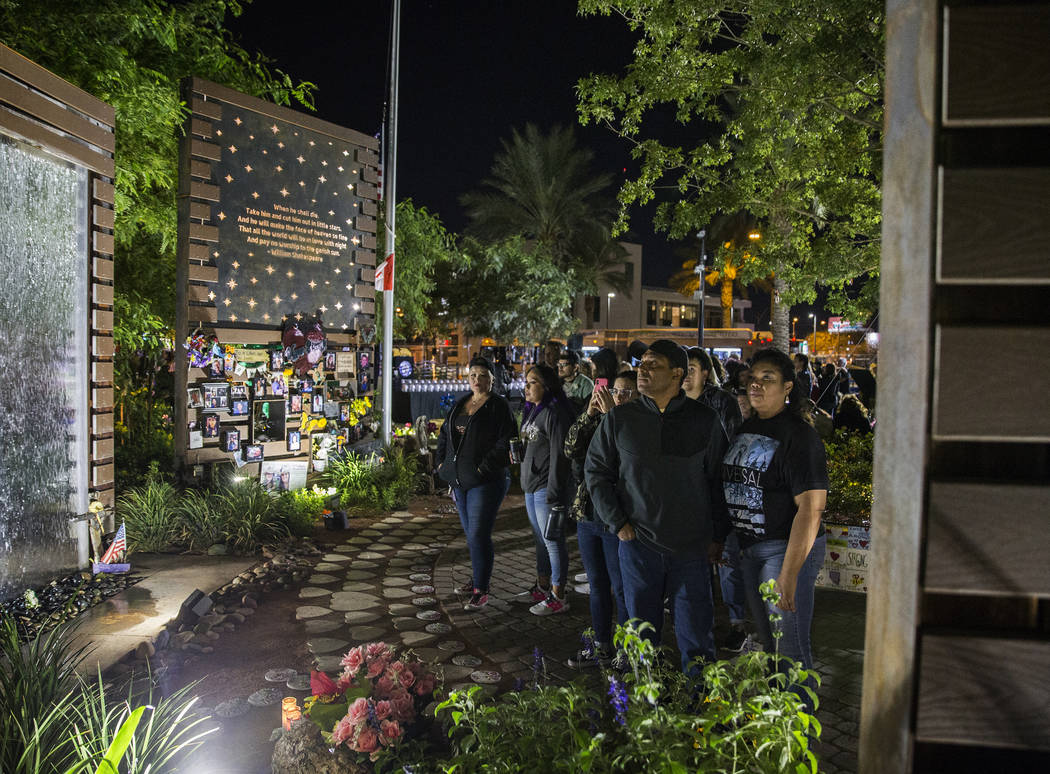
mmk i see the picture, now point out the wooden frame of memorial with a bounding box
[175,77,379,480]
[0,44,116,507]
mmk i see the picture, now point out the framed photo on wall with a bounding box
[324,351,337,371]
[287,429,301,452]
[222,429,240,452]
[202,382,230,412]
[288,393,303,414]
[188,388,204,409]
[311,392,324,414]
[335,351,355,375]
[243,444,264,462]
[203,414,220,438]
[231,399,249,416]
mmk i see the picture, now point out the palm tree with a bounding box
[670,213,769,328]
[460,124,629,294]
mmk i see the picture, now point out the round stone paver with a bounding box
[264,668,298,683]
[415,609,441,621]
[412,597,438,607]
[328,592,382,612]
[346,536,371,545]
[422,548,442,556]
[452,654,483,668]
[409,573,432,582]
[441,665,476,681]
[349,625,387,642]
[437,640,466,652]
[286,674,311,691]
[308,573,340,584]
[296,605,333,620]
[313,562,345,571]
[247,687,283,707]
[344,610,384,625]
[382,576,412,586]
[389,603,418,616]
[392,616,427,631]
[352,560,380,569]
[358,551,386,560]
[411,565,432,572]
[308,637,350,654]
[382,587,414,599]
[314,655,344,672]
[341,581,375,592]
[322,553,351,563]
[388,558,415,567]
[471,670,501,684]
[299,587,332,598]
[400,631,436,647]
[404,543,428,551]
[411,585,435,594]
[304,619,344,634]
[425,622,452,634]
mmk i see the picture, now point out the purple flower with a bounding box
[532,646,545,684]
[367,698,381,730]
[607,675,628,726]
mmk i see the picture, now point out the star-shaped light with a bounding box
[223,298,231,306]
[207,291,216,301]
[273,294,282,304]
[263,313,271,320]
[244,164,253,173]
[278,141,285,149]
[353,303,360,310]
[286,270,294,278]
[328,210,334,216]
[250,277,258,284]
[299,181,305,187]
[346,283,353,291]
[266,265,275,274]
[334,268,341,274]
[346,218,353,225]
[343,150,350,156]
[291,292,298,300]
[319,305,328,314]
[321,160,328,167]
[275,164,283,172]
[297,155,305,164]
[280,187,289,197]
[216,129,223,136]
[230,314,238,321]
[338,166,344,172]
[225,174,234,183]
[308,280,317,289]
[231,260,239,269]
[226,278,237,290]
[271,124,280,134]
[318,175,327,183]
[308,139,316,146]
[342,323,348,330]
[346,184,354,191]
[228,145,237,153]
[248,298,257,309]
[218,212,226,220]
[213,250,220,258]
[335,301,343,310]
[234,117,242,125]
[294,312,303,321]
[251,191,259,199]
[351,236,361,245]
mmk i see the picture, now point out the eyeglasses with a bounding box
[610,388,636,398]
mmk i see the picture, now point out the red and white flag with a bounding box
[100,522,126,563]
[374,254,395,292]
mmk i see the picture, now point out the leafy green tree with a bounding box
[460,123,630,297]
[577,0,883,348]
[376,200,466,344]
[446,238,580,345]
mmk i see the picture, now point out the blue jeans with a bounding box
[718,531,748,625]
[577,518,627,646]
[523,488,568,588]
[738,533,827,669]
[618,537,715,675]
[454,474,510,593]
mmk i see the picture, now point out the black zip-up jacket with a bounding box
[698,384,744,441]
[435,393,516,490]
[585,392,730,557]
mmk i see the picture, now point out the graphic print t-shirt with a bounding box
[721,412,828,544]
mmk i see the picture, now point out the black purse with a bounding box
[544,505,567,540]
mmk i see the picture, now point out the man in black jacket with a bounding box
[585,340,730,674]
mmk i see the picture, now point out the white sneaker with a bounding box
[574,582,590,595]
[573,572,589,583]
[529,593,570,616]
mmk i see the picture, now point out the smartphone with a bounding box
[594,378,609,390]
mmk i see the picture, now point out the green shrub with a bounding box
[824,430,874,524]
[429,582,820,774]
[116,467,178,554]
[274,486,331,536]
[172,489,225,551]
[321,446,418,514]
[212,479,288,553]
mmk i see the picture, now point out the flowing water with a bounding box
[0,133,89,599]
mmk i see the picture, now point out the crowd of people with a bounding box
[434,341,873,703]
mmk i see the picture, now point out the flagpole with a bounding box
[381,0,400,446]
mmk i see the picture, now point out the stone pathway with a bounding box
[288,493,864,773]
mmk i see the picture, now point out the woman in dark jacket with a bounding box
[520,363,575,615]
[436,355,516,611]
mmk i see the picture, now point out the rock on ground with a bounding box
[271,719,368,774]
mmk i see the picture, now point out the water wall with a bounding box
[0,134,89,599]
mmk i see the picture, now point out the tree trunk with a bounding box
[720,278,734,328]
[771,275,791,352]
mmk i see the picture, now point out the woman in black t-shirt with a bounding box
[721,348,829,680]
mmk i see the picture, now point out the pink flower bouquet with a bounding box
[307,641,438,760]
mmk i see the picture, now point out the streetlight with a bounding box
[606,292,615,328]
[792,316,798,341]
[808,313,816,353]
[695,229,707,347]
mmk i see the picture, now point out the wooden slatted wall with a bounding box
[861,2,1050,771]
[0,44,116,506]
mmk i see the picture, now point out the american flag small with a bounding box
[100,522,126,564]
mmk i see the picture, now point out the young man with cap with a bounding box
[584,339,730,674]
